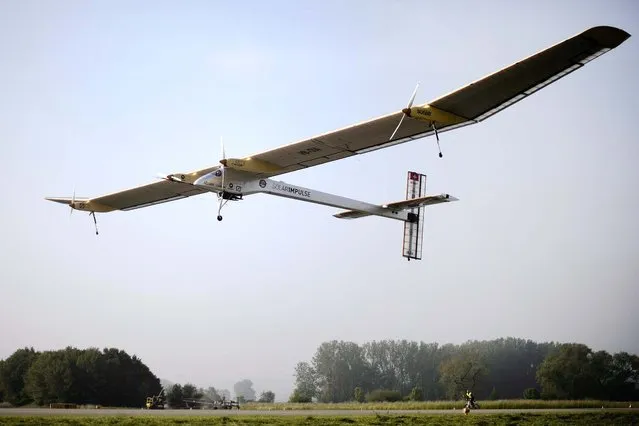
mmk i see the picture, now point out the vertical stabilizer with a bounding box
[402,171,427,261]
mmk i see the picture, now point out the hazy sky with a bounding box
[1,0,637,401]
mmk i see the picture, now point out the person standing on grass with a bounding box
[465,390,476,407]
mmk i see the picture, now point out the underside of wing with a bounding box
[88,179,208,211]
[240,26,629,179]
[238,108,461,179]
[46,164,222,213]
[428,25,630,122]
[46,177,212,213]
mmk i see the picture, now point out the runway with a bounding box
[0,407,635,417]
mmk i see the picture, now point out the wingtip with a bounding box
[582,25,631,49]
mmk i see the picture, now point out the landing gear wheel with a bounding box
[217,215,223,221]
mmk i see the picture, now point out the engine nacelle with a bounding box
[220,158,281,174]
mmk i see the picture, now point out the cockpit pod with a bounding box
[194,167,224,190]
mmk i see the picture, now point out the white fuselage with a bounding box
[193,167,410,222]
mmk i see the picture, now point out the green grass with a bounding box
[243,399,637,410]
[0,413,637,425]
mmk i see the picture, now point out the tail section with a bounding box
[333,171,458,261]
[402,171,427,261]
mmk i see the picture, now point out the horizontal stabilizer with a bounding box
[334,193,457,220]
[384,193,458,209]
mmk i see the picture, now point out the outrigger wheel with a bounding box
[217,215,223,221]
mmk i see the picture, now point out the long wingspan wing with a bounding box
[242,26,630,178]
[46,26,629,213]
[88,179,208,212]
[428,26,630,121]
[46,167,218,212]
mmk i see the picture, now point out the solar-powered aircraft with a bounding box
[46,26,630,260]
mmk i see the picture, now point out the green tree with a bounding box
[0,360,4,403]
[365,389,401,402]
[166,384,183,408]
[354,386,364,403]
[604,352,639,400]
[313,341,370,402]
[409,386,423,401]
[489,387,499,400]
[258,390,275,403]
[292,338,638,403]
[416,342,445,400]
[523,387,540,399]
[439,349,487,399]
[182,383,202,400]
[288,388,312,403]
[22,347,160,407]
[0,347,39,405]
[97,348,161,407]
[291,361,317,402]
[536,343,597,399]
[24,350,73,405]
[74,348,106,404]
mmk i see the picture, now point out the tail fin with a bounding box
[333,171,458,261]
[402,171,427,261]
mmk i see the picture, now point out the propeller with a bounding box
[219,136,226,193]
[69,189,75,218]
[389,82,419,141]
[155,172,175,181]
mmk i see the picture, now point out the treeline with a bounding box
[0,347,161,407]
[290,338,639,403]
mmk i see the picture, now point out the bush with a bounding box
[289,389,312,403]
[258,391,275,403]
[365,389,402,402]
[353,387,364,403]
[489,387,499,400]
[409,387,423,401]
[523,388,541,400]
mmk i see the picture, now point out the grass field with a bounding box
[0,413,637,425]
[243,399,636,410]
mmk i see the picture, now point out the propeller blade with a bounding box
[69,189,75,218]
[406,82,419,109]
[388,83,419,141]
[389,114,406,141]
[155,172,182,182]
[219,136,227,192]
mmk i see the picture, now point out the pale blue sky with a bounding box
[1,0,637,401]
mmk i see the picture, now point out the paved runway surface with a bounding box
[0,408,635,416]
